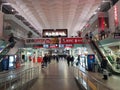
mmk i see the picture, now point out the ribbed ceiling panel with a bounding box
[7,0,101,36]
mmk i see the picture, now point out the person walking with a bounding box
[42,54,48,67]
[66,55,71,66]
[101,57,108,80]
[70,55,74,66]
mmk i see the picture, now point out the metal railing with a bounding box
[0,66,39,90]
[73,66,113,90]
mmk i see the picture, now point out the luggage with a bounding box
[76,62,78,66]
[108,72,112,76]
[103,69,108,75]
[41,63,44,68]
[103,69,108,80]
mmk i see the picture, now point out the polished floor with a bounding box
[30,60,80,90]
[78,64,120,90]
[1,60,120,90]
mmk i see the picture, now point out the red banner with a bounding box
[60,38,83,44]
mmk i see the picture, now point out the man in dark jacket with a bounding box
[101,57,108,80]
[101,57,107,69]
[70,55,74,66]
[8,33,15,48]
[42,54,48,67]
[66,55,71,66]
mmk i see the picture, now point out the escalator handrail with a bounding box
[0,43,13,62]
[92,36,107,54]
[0,42,11,53]
[74,66,113,90]
[92,36,116,73]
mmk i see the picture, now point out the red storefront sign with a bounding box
[60,38,83,44]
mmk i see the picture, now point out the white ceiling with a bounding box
[6,0,102,37]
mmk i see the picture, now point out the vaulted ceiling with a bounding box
[1,0,107,37]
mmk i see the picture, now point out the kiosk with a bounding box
[87,54,95,71]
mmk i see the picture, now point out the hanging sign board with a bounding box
[60,38,83,44]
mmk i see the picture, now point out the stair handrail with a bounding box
[0,66,39,90]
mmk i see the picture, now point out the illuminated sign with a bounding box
[42,29,68,38]
[60,38,83,44]
[114,5,119,26]
[43,44,49,48]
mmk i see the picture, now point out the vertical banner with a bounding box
[0,11,3,37]
[114,5,119,27]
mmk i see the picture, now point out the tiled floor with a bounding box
[30,60,80,90]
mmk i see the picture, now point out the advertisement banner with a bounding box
[25,38,83,44]
[25,38,59,44]
[60,38,83,44]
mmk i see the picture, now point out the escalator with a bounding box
[0,41,12,71]
[0,40,21,56]
[90,39,120,74]
[0,41,11,61]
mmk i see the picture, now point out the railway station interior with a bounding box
[0,0,120,90]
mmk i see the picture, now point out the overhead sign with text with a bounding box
[60,38,83,44]
[42,29,68,38]
[25,38,83,44]
[25,38,59,44]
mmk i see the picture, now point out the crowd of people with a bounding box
[85,30,111,41]
[29,52,110,81]
[41,54,75,68]
[85,32,93,40]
